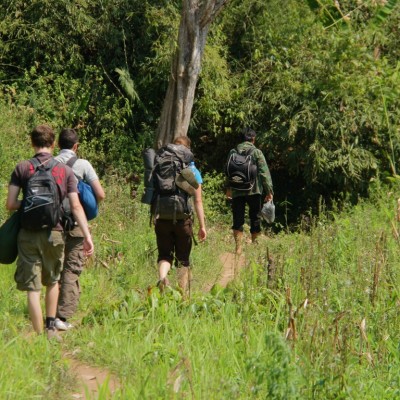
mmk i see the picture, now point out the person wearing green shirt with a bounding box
[226,128,273,254]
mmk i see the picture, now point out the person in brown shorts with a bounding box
[155,136,207,294]
[6,125,94,339]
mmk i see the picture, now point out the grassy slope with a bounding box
[1,104,400,399]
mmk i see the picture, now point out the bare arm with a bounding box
[193,185,207,241]
[68,192,94,256]
[264,193,273,202]
[6,185,21,211]
[89,179,105,202]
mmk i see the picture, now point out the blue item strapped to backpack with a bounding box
[66,156,98,221]
[77,180,98,220]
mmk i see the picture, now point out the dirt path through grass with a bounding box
[218,252,245,287]
[203,251,246,291]
[65,250,245,398]
[64,351,120,399]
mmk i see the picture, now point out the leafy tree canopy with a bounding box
[0,0,399,219]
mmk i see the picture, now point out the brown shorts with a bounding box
[15,229,65,291]
[155,218,193,267]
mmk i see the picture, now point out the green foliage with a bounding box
[0,104,31,221]
[2,4,400,396]
[373,0,399,25]
[1,0,400,218]
[115,68,140,104]
[247,333,299,398]
[201,171,231,224]
[215,0,400,214]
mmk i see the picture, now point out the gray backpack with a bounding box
[151,144,194,222]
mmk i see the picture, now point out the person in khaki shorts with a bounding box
[55,128,105,331]
[6,125,94,339]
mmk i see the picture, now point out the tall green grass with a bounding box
[45,183,400,399]
[1,102,400,398]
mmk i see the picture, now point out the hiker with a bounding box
[225,127,273,254]
[55,128,105,331]
[5,125,94,339]
[152,136,206,294]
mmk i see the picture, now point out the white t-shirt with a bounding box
[55,149,99,183]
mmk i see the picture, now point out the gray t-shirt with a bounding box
[55,149,99,183]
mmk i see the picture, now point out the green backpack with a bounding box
[0,211,21,264]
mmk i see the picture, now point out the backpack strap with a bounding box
[29,157,58,171]
[66,156,83,184]
[47,158,60,170]
[28,157,41,172]
[66,156,78,169]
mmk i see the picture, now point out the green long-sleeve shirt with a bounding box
[227,141,273,198]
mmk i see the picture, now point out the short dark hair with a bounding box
[58,128,79,150]
[242,127,256,142]
[30,125,55,148]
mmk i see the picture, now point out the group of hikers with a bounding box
[3,125,273,340]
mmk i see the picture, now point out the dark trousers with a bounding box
[231,194,262,233]
[155,218,193,267]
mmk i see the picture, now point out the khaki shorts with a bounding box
[15,229,65,291]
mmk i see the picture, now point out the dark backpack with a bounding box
[225,147,258,191]
[151,144,194,222]
[20,158,62,230]
[61,156,98,230]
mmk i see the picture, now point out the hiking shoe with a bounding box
[46,328,62,342]
[55,318,74,331]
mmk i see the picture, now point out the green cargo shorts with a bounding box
[14,229,65,291]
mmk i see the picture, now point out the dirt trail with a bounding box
[65,250,245,398]
[65,351,120,399]
[203,251,246,291]
[218,252,246,287]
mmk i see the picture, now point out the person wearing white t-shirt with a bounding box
[54,128,105,331]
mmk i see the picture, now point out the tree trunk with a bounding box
[156,0,228,149]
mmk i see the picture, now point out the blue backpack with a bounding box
[62,157,98,228]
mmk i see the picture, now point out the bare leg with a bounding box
[45,282,59,319]
[27,291,43,334]
[158,260,171,282]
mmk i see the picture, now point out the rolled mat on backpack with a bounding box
[175,167,199,196]
[0,211,21,264]
[141,148,156,205]
[180,167,199,189]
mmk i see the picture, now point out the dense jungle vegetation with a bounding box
[1,104,400,399]
[1,1,400,399]
[1,0,400,222]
